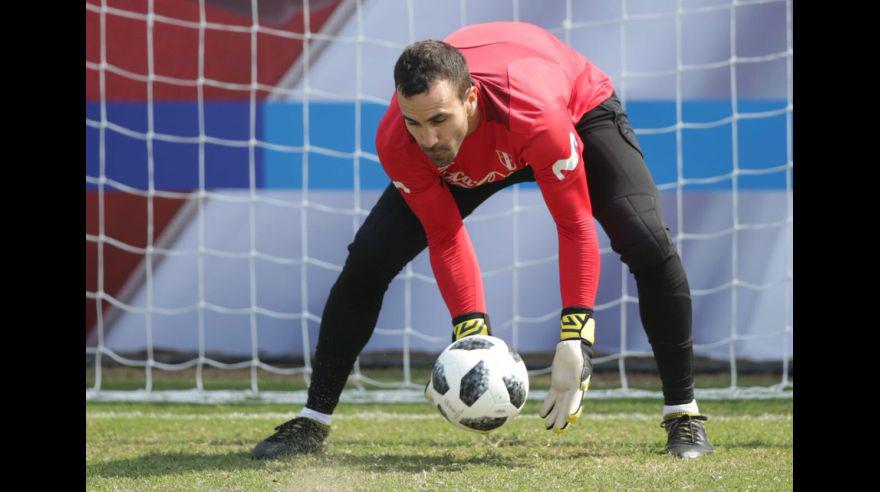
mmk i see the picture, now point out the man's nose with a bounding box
[420,129,439,149]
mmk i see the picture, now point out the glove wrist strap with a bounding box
[452,312,492,341]
[560,307,595,345]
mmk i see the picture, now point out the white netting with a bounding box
[86,0,793,402]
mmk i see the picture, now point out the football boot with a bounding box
[251,417,330,459]
[661,412,714,458]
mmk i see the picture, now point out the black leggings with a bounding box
[306,94,695,413]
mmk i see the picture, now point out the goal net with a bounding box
[86,0,793,403]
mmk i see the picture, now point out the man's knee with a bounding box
[597,193,676,274]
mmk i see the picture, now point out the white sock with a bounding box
[663,400,700,418]
[299,407,332,426]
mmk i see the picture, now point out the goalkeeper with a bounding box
[253,21,713,459]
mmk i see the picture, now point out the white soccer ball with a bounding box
[426,335,529,433]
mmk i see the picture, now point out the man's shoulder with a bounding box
[504,61,573,138]
[507,57,572,106]
[520,109,576,166]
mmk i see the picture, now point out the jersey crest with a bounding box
[495,150,516,170]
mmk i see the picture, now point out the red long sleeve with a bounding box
[524,109,600,309]
[398,181,486,318]
[534,144,600,308]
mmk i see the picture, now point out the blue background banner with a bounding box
[87,100,789,192]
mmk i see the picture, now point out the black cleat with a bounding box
[661,413,714,458]
[251,417,330,459]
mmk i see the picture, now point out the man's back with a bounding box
[446,21,613,128]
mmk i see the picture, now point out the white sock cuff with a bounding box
[663,400,700,418]
[299,407,332,426]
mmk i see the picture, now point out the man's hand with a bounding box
[539,309,595,433]
[451,312,492,341]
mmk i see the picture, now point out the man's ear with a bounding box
[467,86,478,111]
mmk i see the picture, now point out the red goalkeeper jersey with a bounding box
[376,21,613,318]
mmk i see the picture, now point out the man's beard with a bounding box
[422,132,463,167]
[425,148,455,167]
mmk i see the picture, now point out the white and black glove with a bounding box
[539,308,595,433]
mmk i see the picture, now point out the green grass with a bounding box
[87,365,791,393]
[87,399,792,491]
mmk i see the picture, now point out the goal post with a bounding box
[86,0,793,403]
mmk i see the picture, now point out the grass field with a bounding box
[87,364,791,393]
[87,397,792,491]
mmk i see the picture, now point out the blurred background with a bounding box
[86,0,792,399]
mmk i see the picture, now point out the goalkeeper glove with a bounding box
[450,312,492,342]
[539,308,595,433]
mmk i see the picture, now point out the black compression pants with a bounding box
[305,93,695,414]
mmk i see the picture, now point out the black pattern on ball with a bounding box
[432,363,450,395]
[451,337,495,351]
[509,351,522,363]
[460,416,508,431]
[503,374,526,408]
[459,360,490,406]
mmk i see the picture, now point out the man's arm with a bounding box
[408,181,487,318]
[525,115,600,433]
[530,127,600,309]
[379,156,488,324]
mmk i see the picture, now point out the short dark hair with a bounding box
[393,40,472,100]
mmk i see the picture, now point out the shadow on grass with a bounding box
[87,448,527,478]
[88,437,789,479]
[88,451,262,479]
[313,450,527,473]
[329,438,662,462]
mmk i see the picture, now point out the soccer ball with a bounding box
[426,335,529,433]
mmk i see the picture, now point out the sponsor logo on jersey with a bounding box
[441,149,520,189]
[552,132,579,180]
[442,169,516,188]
